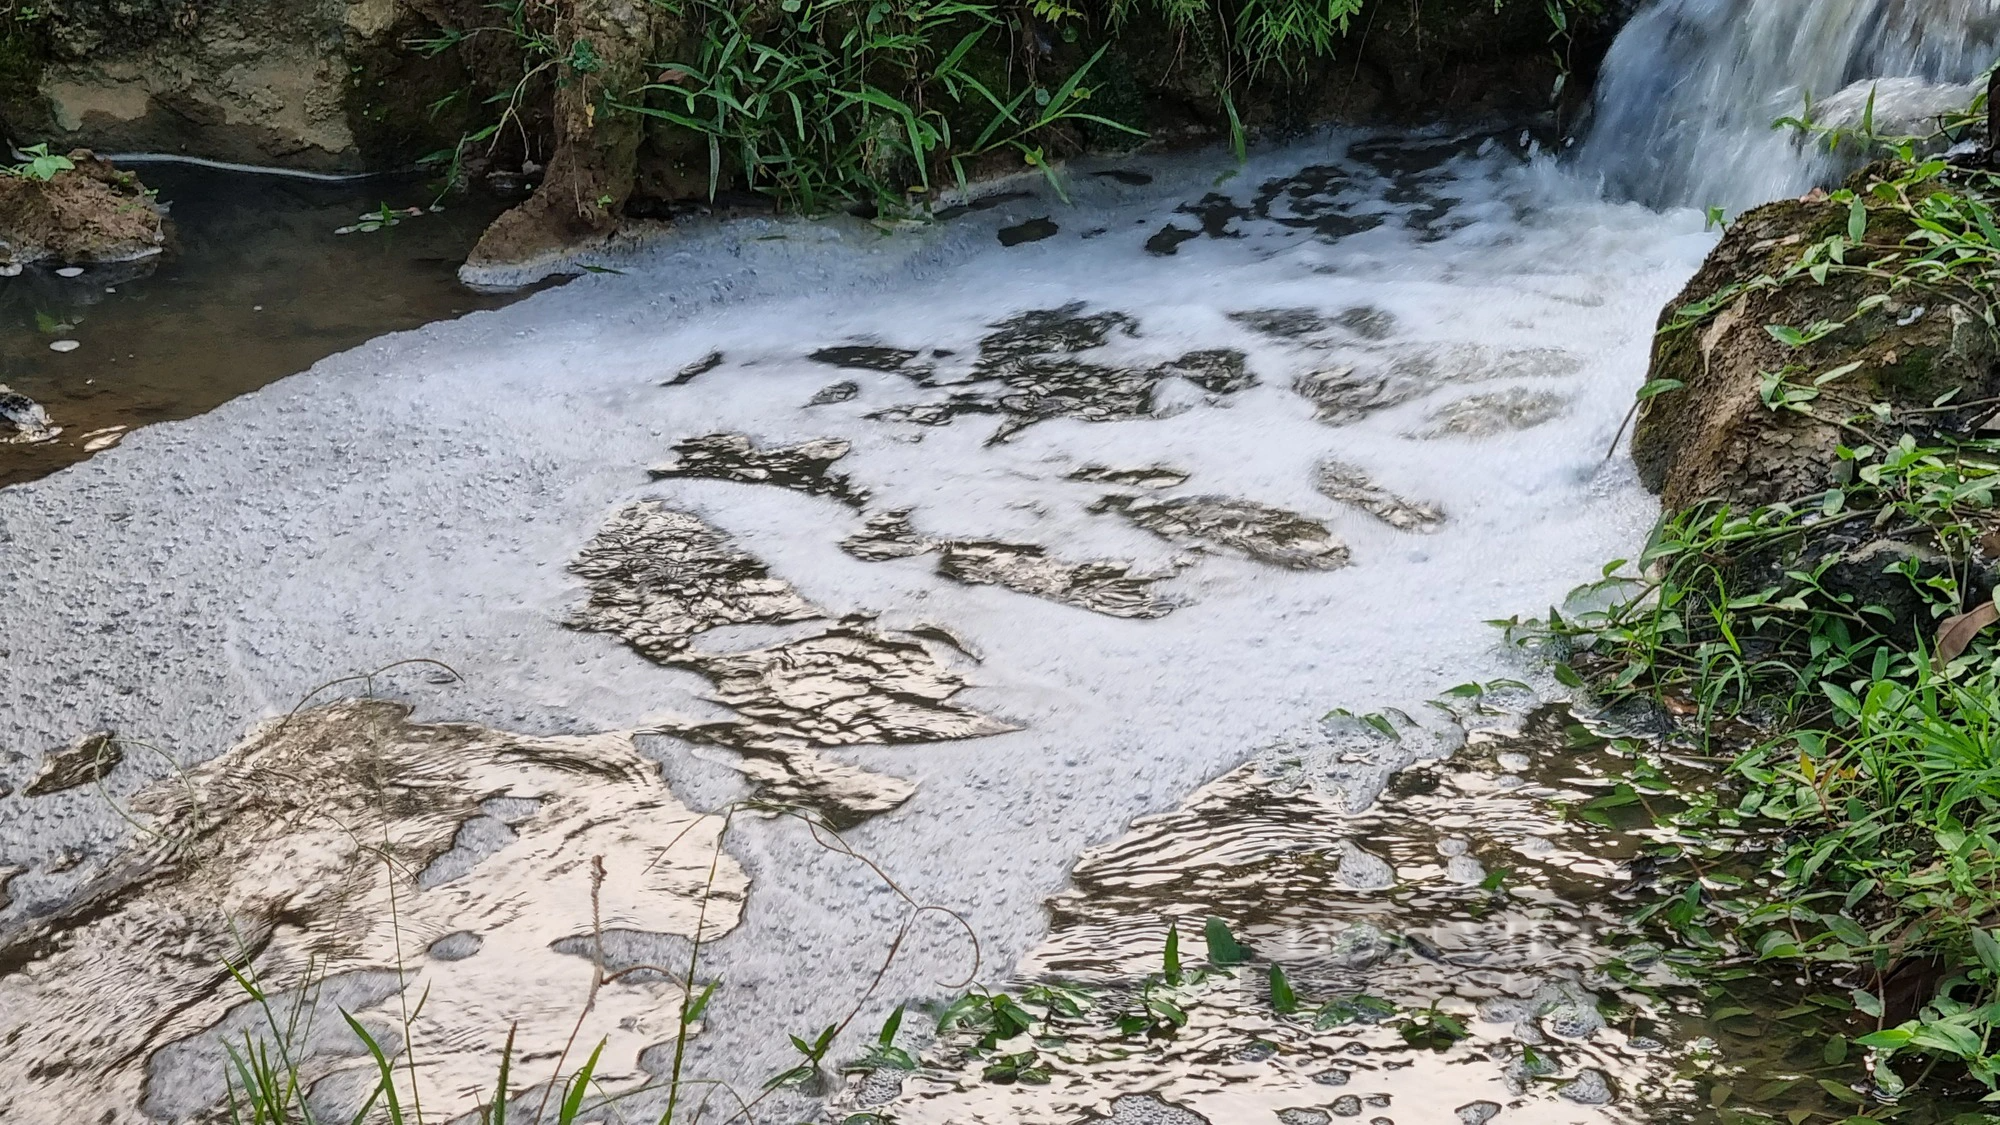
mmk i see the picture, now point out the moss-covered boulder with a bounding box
[1634,191,2000,512]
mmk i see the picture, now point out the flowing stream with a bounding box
[1583,0,2000,209]
[0,2,1990,1123]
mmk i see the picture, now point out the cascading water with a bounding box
[1583,0,2000,210]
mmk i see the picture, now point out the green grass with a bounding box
[1506,97,2000,1115]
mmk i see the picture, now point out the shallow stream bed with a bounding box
[0,132,1723,1122]
[0,166,519,485]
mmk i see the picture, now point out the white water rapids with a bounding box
[0,2,1992,1121]
[1585,0,2000,209]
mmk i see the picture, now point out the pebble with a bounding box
[1456,1102,1501,1124]
[1330,1095,1363,1116]
[55,266,83,278]
[49,340,79,353]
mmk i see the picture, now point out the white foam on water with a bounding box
[0,131,1715,1114]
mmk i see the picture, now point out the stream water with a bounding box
[0,2,1993,1123]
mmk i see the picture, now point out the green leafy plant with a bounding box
[7,142,70,181]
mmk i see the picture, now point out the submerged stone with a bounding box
[648,431,868,508]
[1091,493,1349,571]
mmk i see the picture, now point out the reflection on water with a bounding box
[0,168,520,486]
[847,698,1984,1125]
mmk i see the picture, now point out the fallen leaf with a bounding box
[1934,599,2000,669]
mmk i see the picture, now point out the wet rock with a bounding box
[0,153,164,266]
[0,701,745,1122]
[1635,186,2000,510]
[1413,387,1567,438]
[648,432,868,508]
[0,384,59,444]
[1091,493,1349,571]
[1557,1069,1614,1105]
[808,380,861,406]
[843,510,1180,619]
[1067,463,1191,489]
[1312,460,1444,531]
[21,730,120,797]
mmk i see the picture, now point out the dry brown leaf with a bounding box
[1934,599,2000,669]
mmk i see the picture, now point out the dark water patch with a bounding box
[1179,193,1250,240]
[1067,463,1191,489]
[648,431,868,508]
[0,167,521,487]
[841,509,1180,619]
[1092,493,1348,571]
[1154,348,1254,394]
[1230,306,1399,343]
[1145,225,1201,256]
[0,698,746,1121]
[1312,461,1445,532]
[665,350,724,386]
[1413,388,1569,439]
[568,502,1013,816]
[1291,346,1581,427]
[998,217,1060,246]
[835,304,1257,442]
[980,303,1140,365]
[807,380,860,406]
[934,190,1036,221]
[20,731,120,797]
[1094,170,1155,186]
[809,344,931,375]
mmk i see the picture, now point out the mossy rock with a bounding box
[1633,192,2000,512]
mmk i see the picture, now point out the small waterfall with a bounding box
[1582,0,2000,210]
